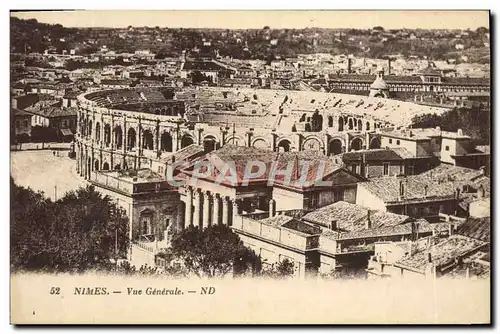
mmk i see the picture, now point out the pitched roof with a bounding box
[303,201,410,230]
[341,147,414,163]
[456,217,490,243]
[361,165,488,204]
[11,108,32,117]
[395,235,486,272]
[183,145,357,189]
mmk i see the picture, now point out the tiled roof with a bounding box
[185,145,352,189]
[361,165,488,203]
[456,217,490,243]
[303,201,410,230]
[341,147,414,163]
[395,235,486,272]
[11,108,32,117]
[338,219,432,240]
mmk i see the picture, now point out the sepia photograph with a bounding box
[9,9,491,325]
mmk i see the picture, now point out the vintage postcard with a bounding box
[10,10,491,324]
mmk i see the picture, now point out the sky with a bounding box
[10,10,490,30]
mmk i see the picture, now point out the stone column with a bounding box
[172,129,179,152]
[100,117,105,145]
[177,202,184,231]
[184,187,193,227]
[344,133,350,152]
[232,199,240,226]
[212,194,220,226]
[222,196,230,226]
[202,191,210,229]
[192,189,201,228]
[123,118,127,153]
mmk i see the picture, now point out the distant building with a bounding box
[380,127,490,170]
[11,108,33,141]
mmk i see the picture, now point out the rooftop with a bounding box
[395,235,487,272]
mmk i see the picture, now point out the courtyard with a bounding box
[11,149,87,200]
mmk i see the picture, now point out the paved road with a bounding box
[11,150,86,200]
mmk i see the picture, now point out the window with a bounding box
[23,120,28,128]
[396,140,400,145]
[383,163,389,176]
[388,139,393,144]
[445,146,450,151]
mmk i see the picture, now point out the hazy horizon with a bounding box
[11,10,490,30]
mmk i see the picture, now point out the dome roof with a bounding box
[370,76,388,90]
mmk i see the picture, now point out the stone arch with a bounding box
[338,117,344,131]
[311,111,323,132]
[350,137,364,151]
[277,139,291,152]
[328,138,343,156]
[88,120,93,137]
[95,122,101,142]
[225,135,246,147]
[357,119,362,131]
[203,135,218,153]
[114,125,122,149]
[181,134,195,148]
[366,121,371,131]
[161,131,173,152]
[348,118,354,130]
[328,116,334,127]
[369,137,381,149]
[142,129,154,150]
[127,127,137,149]
[302,136,323,151]
[252,137,270,149]
[102,162,110,170]
[94,159,100,171]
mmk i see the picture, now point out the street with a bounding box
[11,150,86,200]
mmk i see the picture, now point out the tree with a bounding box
[189,70,213,84]
[168,225,259,278]
[11,182,130,273]
[260,258,295,279]
[373,26,385,32]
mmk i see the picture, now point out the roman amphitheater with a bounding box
[75,86,450,179]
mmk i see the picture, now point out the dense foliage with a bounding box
[11,180,130,273]
[165,224,260,278]
[411,107,491,145]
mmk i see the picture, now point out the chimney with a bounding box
[478,185,485,198]
[269,199,276,218]
[347,58,352,74]
[330,220,338,230]
[365,210,372,229]
[427,252,433,263]
[424,185,428,197]
[455,187,461,200]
